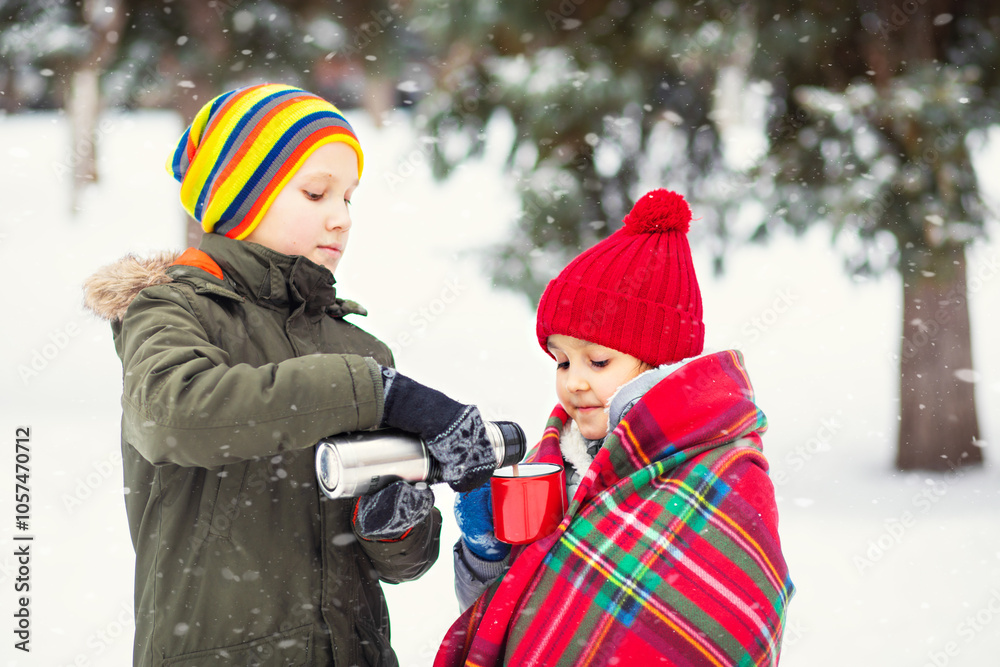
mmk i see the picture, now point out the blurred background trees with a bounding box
[408,0,999,472]
[0,0,414,221]
[2,0,996,471]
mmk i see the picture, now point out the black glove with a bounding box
[354,480,434,541]
[379,367,495,492]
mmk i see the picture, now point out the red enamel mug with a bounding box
[491,463,568,545]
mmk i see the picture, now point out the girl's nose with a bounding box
[565,370,588,393]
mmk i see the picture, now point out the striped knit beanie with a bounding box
[168,83,363,239]
[536,189,704,366]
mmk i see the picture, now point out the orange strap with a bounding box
[170,247,224,281]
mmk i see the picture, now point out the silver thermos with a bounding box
[315,421,526,499]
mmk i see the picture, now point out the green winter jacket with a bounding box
[84,233,441,667]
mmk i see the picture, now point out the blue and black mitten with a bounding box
[454,485,510,561]
[354,480,434,541]
[379,367,495,492]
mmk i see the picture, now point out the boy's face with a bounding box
[244,142,360,274]
[547,334,649,440]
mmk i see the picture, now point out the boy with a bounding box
[84,83,495,667]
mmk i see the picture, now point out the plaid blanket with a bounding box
[436,350,794,666]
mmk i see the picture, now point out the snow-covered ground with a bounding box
[1,109,998,666]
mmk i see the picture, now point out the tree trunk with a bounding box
[896,242,983,471]
[68,0,125,213]
[362,76,396,127]
[186,215,204,248]
[69,66,101,211]
[168,0,233,246]
[0,59,16,113]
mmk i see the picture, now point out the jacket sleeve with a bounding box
[116,284,385,468]
[453,540,510,612]
[355,507,442,584]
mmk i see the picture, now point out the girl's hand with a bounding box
[454,485,510,561]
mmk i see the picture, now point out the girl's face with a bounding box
[244,142,359,274]
[547,334,650,440]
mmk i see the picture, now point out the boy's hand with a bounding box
[379,367,495,492]
[353,481,434,541]
[454,485,510,561]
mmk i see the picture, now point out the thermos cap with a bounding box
[315,444,340,495]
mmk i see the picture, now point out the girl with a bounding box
[441,189,794,666]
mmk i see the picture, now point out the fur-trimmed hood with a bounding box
[83,251,180,322]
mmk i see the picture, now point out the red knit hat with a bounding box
[535,189,704,366]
